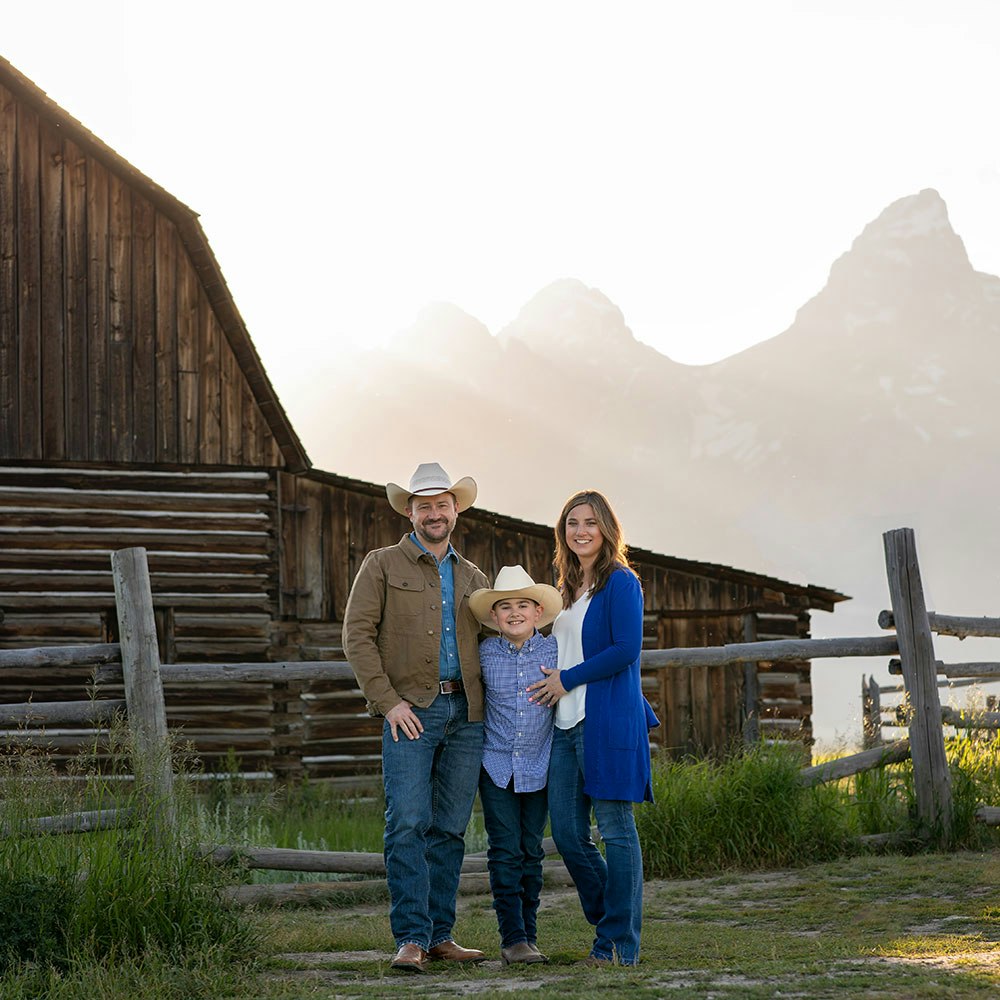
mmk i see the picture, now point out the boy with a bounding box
[469,565,563,966]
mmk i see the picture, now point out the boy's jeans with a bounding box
[478,769,548,947]
[547,720,643,964]
[382,691,483,948]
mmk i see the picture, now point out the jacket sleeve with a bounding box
[342,550,400,716]
[560,569,643,690]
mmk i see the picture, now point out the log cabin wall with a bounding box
[0,462,840,781]
[275,470,838,776]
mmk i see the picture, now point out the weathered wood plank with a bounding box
[0,85,17,458]
[112,546,175,835]
[204,845,571,877]
[63,139,89,460]
[0,507,269,531]
[0,642,120,668]
[0,698,125,725]
[96,661,357,684]
[154,212,178,461]
[176,253,199,462]
[108,172,134,462]
[0,484,272,513]
[880,609,1000,639]
[87,157,110,460]
[199,301,222,464]
[16,100,42,459]
[863,673,882,749]
[887,658,1000,678]
[641,635,898,668]
[220,335,242,463]
[2,593,273,613]
[131,194,156,461]
[977,806,1000,826]
[883,528,952,845]
[941,706,1000,730]
[2,808,137,837]
[0,527,272,553]
[39,119,65,458]
[799,739,910,787]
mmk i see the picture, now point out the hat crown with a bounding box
[408,462,454,495]
[491,565,537,593]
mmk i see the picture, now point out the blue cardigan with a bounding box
[560,567,659,803]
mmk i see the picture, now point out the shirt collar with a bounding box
[409,531,457,564]
[502,630,540,654]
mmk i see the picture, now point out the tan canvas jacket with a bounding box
[343,534,489,720]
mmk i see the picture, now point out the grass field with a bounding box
[257,848,1000,999]
[2,736,998,998]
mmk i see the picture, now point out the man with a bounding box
[344,462,490,974]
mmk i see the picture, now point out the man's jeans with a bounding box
[547,720,643,964]
[478,769,548,947]
[382,691,483,949]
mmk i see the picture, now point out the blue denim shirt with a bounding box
[409,532,461,681]
[480,631,558,793]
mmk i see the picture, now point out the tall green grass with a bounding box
[637,735,1000,879]
[0,736,256,987]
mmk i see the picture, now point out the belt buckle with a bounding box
[438,679,462,695]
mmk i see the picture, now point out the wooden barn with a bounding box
[0,57,846,781]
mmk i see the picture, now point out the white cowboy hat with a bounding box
[469,565,563,629]
[386,462,478,517]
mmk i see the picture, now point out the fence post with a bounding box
[862,674,882,749]
[882,528,952,846]
[111,547,176,839]
[741,612,761,746]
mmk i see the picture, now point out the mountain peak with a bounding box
[842,188,972,273]
[858,188,954,242]
[810,188,976,313]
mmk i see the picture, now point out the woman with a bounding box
[528,490,658,966]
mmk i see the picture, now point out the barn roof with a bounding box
[0,54,311,474]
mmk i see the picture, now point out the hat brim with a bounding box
[386,476,477,517]
[469,582,563,629]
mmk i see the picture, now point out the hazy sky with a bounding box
[5,1,1000,398]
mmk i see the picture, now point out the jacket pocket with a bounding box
[384,572,425,632]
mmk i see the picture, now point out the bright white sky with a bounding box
[5,1,1000,398]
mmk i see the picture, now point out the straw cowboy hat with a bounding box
[386,462,478,517]
[469,565,563,629]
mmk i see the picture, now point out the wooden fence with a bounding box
[3,531,998,902]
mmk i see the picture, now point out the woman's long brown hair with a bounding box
[553,489,635,608]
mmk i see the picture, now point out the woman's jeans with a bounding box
[382,691,483,949]
[547,720,643,964]
[478,769,548,947]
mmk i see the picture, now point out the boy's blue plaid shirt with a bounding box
[480,631,558,793]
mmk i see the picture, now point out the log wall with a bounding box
[0,463,828,777]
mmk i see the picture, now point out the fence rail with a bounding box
[2,531,997,896]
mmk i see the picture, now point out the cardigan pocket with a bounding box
[607,672,642,749]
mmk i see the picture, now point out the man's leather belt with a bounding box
[438,679,464,694]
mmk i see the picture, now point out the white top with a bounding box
[551,590,592,730]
